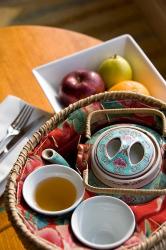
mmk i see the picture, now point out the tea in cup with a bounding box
[23,164,85,216]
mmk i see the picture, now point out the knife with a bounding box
[0,115,46,162]
[0,131,27,161]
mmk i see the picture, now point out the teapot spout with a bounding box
[42,148,70,167]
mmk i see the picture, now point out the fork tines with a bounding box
[12,104,33,130]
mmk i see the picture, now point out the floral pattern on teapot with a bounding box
[77,123,166,205]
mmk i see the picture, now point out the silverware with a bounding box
[0,104,33,150]
[0,115,45,162]
[0,131,26,162]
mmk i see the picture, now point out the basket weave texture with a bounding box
[5,92,166,250]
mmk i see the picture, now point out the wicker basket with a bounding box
[5,92,166,250]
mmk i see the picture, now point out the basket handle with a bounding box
[85,108,166,138]
[83,163,166,196]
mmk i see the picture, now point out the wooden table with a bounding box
[0,25,100,250]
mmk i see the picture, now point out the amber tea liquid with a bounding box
[35,177,77,211]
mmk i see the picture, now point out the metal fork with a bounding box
[0,104,33,149]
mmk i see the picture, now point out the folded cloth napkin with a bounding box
[0,95,50,196]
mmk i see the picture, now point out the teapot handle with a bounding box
[85,108,166,138]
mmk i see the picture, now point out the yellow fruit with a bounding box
[98,55,132,89]
[109,80,150,96]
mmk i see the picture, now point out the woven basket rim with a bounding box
[5,91,166,250]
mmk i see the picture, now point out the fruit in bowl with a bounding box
[98,55,132,89]
[109,80,150,96]
[59,69,105,106]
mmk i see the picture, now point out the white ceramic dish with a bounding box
[33,34,166,112]
[22,164,85,216]
[71,196,135,249]
[0,95,50,197]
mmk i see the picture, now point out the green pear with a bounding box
[98,55,132,89]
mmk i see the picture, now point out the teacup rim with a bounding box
[22,164,85,216]
[71,195,135,249]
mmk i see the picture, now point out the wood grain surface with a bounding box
[0,25,100,250]
[0,25,100,112]
[0,0,165,78]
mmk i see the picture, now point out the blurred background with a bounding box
[0,0,165,78]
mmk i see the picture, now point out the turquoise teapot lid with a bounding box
[91,124,161,188]
[91,125,158,181]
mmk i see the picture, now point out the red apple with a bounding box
[59,69,105,106]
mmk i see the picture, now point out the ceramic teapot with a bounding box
[76,108,166,205]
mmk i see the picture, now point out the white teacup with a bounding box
[23,164,85,216]
[71,196,135,249]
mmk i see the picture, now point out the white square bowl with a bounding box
[33,34,166,112]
